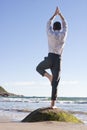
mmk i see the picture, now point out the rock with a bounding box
[22,107,83,123]
[0,86,23,97]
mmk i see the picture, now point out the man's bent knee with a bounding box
[36,65,45,76]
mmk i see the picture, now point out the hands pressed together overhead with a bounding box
[50,6,64,21]
[54,7,61,16]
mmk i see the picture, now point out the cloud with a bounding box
[4,81,35,86]
[61,80,79,85]
[4,81,49,87]
[4,80,79,87]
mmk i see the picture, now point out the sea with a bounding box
[0,96,87,124]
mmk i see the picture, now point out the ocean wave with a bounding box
[0,97,87,104]
[74,101,87,104]
[68,111,87,115]
[0,107,87,116]
[57,101,87,104]
[0,108,31,113]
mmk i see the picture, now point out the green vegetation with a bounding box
[0,86,7,93]
[0,86,9,96]
[0,86,23,97]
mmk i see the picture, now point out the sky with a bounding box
[0,0,87,97]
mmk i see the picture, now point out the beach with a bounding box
[0,97,87,123]
[0,121,87,130]
[0,97,87,130]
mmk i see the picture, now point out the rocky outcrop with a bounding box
[0,86,23,97]
[22,107,83,123]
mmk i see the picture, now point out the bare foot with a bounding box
[50,100,55,108]
[51,106,57,109]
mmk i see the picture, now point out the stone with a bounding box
[22,107,83,123]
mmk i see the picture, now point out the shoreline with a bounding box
[0,97,87,129]
[0,109,87,125]
[0,121,87,130]
[0,115,87,130]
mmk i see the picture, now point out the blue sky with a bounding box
[0,0,87,97]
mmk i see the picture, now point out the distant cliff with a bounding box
[0,86,23,97]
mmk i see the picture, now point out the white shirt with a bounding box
[47,18,68,55]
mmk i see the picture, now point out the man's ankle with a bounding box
[51,100,55,108]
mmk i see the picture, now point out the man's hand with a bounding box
[50,7,59,20]
[50,6,63,21]
[56,7,61,15]
[54,7,58,16]
[57,7,64,21]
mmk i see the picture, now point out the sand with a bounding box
[0,121,87,130]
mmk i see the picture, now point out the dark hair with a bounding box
[53,21,61,31]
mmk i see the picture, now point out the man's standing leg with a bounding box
[50,57,61,108]
[51,78,60,108]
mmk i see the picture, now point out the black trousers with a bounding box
[36,53,61,100]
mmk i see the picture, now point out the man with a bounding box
[36,7,68,108]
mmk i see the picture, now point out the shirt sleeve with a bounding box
[46,20,53,35]
[61,19,68,38]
